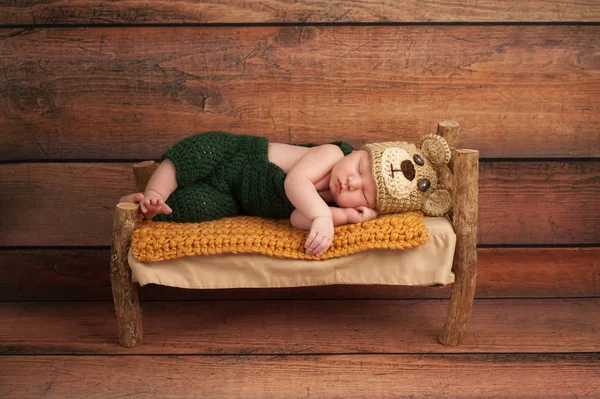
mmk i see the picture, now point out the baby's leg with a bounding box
[161,131,234,187]
[154,184,240,223]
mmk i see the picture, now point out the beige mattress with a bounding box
[129,216,456,289]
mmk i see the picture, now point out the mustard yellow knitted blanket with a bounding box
[131,211,428,262]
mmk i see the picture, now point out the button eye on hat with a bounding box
[413,154,425,166]
[418,179,431,192]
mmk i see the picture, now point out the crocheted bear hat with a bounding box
[361,134,453,216]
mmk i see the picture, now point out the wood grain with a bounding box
[2,161,598,246]
[2,0,600,24]
[1,299,600,354]
[109,203,143,347]
[478,161,600,245]
[440,149,479,346]
[1,26,598,160]
[1,248,598,301]
[2,354,599,399]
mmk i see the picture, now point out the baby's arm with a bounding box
[284,145,344,257]
[140,159,178,218]
[290,207,348,230]
[291,206,378,229]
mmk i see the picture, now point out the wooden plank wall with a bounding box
[1,3,600,397]
[1,1,599,304]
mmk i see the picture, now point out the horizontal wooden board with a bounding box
[1,248,598,301]
[1,25,598,160]
[1,299,599,354]
[2,161,598,246]
[478,161,600,244]
[2,0,600,24]
[1,354,599,399]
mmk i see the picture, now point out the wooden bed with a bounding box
[110,120,479,348]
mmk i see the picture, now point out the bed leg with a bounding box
[110,203,143,347]
[439,149,479,346]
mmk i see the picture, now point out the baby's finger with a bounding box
[307,234,324,255]
[315,237,332,257]
[305,232,316,249]
[311,235,329,256]
[306,234,320,254]
[306,230,322,250]
[140,200,148,213]
[163,203,173,214]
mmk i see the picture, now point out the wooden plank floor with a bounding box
[1,298,599,398]
[2,354,599,398]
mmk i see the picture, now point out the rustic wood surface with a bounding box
[3,0,600,24]
[1,248,599,301]
[2,26,598,160]
[2,161,598,246]
[435,120,459,190]
[2,354,599,399]
[2,299,599,354]
[2,0,598,396]
[440,150,479,346]
[1,248,598,301]
[109,203,143,347]
[132,161,158,192]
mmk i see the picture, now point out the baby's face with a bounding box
[329,150,377,209]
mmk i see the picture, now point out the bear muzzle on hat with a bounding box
[361,134,453,216]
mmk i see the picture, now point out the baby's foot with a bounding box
[140,190,173,220]
[119,192,144,204]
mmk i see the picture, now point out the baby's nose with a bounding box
[348,176,359,190]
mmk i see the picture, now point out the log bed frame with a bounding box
[110,121,479,348]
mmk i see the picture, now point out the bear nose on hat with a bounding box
[400,160,416,181]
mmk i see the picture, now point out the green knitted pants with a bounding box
[154,131,291,223]
[161,183,241,222]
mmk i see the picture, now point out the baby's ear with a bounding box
[422,187,452,216]
[419,134,451,166]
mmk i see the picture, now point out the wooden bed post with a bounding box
[110,160,158,347]
[435,120,459,190]
[435,121,479,346]
[133,160,159,192]
[110,202,143,347]
[439,148,479,346]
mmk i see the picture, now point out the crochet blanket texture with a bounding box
[131,211,428,262]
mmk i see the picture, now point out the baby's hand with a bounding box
[305,216,334,257]
[345,206,379,224]
[140,190,173,219]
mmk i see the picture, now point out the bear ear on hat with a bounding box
[421,187,452,216]
[419,134,451,166]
